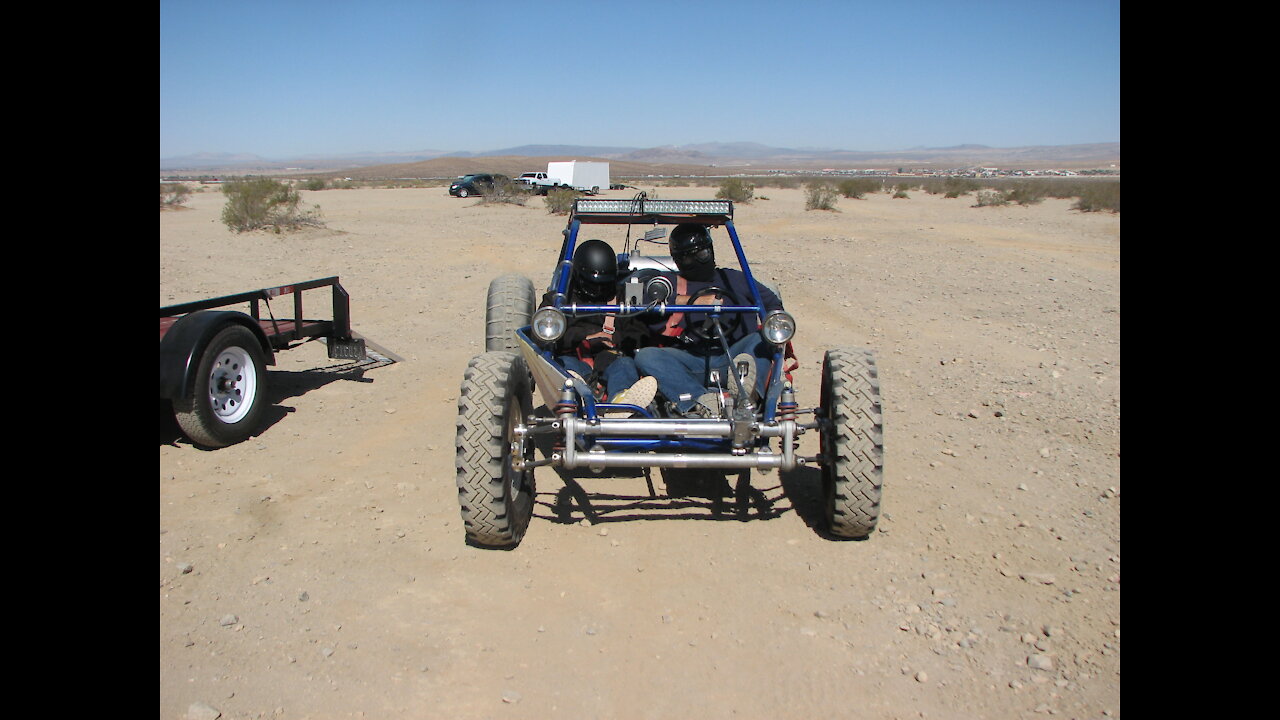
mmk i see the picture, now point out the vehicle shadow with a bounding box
[539,467,791,525]
[528,426,855,539]
[158,359,381,449]
[779,465,865,541]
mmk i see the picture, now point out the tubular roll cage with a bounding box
[516,199,817,473]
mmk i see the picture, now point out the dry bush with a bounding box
[1071,181,1120,212]
[477,178,529,206]
[544,187,578,215]
[160,182,190,208]
[805,183,839,211]
[974,190,1010,207]
[716,178,755,203]
[220,178,324,233]
[837,178,881,198]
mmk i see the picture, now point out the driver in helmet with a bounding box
[539,238,656,409]
[634,223,783,418]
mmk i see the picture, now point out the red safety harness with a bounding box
[576,304,617,369]
[657,276,691,342]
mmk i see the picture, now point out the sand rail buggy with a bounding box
[455,197,882,547]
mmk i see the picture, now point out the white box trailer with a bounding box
[546,161,609,194]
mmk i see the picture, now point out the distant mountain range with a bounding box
[160,141,1120,174]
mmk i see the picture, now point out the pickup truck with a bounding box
[515,172,552,187]
[515,172,560,195]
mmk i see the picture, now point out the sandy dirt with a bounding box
[160,183,1120,719]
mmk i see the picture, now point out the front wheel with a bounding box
[485,274,534,351]
[820,347,883,538]
[173,324,269,448]
[458,187,470,198]
[455,352,536,548]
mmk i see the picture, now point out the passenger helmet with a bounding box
[573,239,618,302]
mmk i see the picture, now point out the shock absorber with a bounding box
[777,382,798,422]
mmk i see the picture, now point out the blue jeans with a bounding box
[635,335,772,412]
[558,354,641,400]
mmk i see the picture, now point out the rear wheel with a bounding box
[173,324,269,448]
[455,352,536,547]
[820,347,883,538]
[485,273,534,351]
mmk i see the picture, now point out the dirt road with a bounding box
[160,183,1120,719]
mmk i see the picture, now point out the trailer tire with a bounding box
[820,347,883,539]
[485,273,534,351]
[173,324,269,448]
[455,351,536,548]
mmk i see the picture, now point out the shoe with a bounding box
[683,392,722,419]
[727,353,758,403]
[606,376,657,416]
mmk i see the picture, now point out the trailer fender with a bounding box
[159,310,275,401]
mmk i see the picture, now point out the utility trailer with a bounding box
[545,161,610,194]
[159,276,397,448]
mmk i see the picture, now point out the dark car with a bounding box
[448,173,510,198]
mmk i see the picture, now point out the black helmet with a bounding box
[573,239,617,302]
[669,224,713,256]
[668,224,716,281]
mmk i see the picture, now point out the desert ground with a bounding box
[160,182,1120,720]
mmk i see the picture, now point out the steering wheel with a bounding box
[679,285,748,347]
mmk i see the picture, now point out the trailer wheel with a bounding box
[173,324,269,448]
[485,273,534,351]
[819,347,883,539]
[455,351,536,548]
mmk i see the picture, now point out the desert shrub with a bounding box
[160,182,190,208]
[837,178,881,198]
[220,177,323,233]
[942,177,979,198]
[1004,180,1049,206]
[892,188,910,199]
[300,178,327,191]
[805,183,838,211]
[1071,181,1120,213]
[477,178,528,206]
[716,178,755,203]
[974,189,1010,207]
[918,178,945,195]
[544,187,578,215]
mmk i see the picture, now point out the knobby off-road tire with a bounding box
[485,274,534,352]
[455,351,536,548]
[820,347,884,539]
[173,324,269,448]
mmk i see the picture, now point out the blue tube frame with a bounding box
[539,205,791,452]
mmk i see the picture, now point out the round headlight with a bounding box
[761,310,796,345]
[531,307,567,343]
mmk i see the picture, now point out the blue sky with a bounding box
[159,0,1120,159]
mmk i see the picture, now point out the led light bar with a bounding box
[574,199,733,216]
